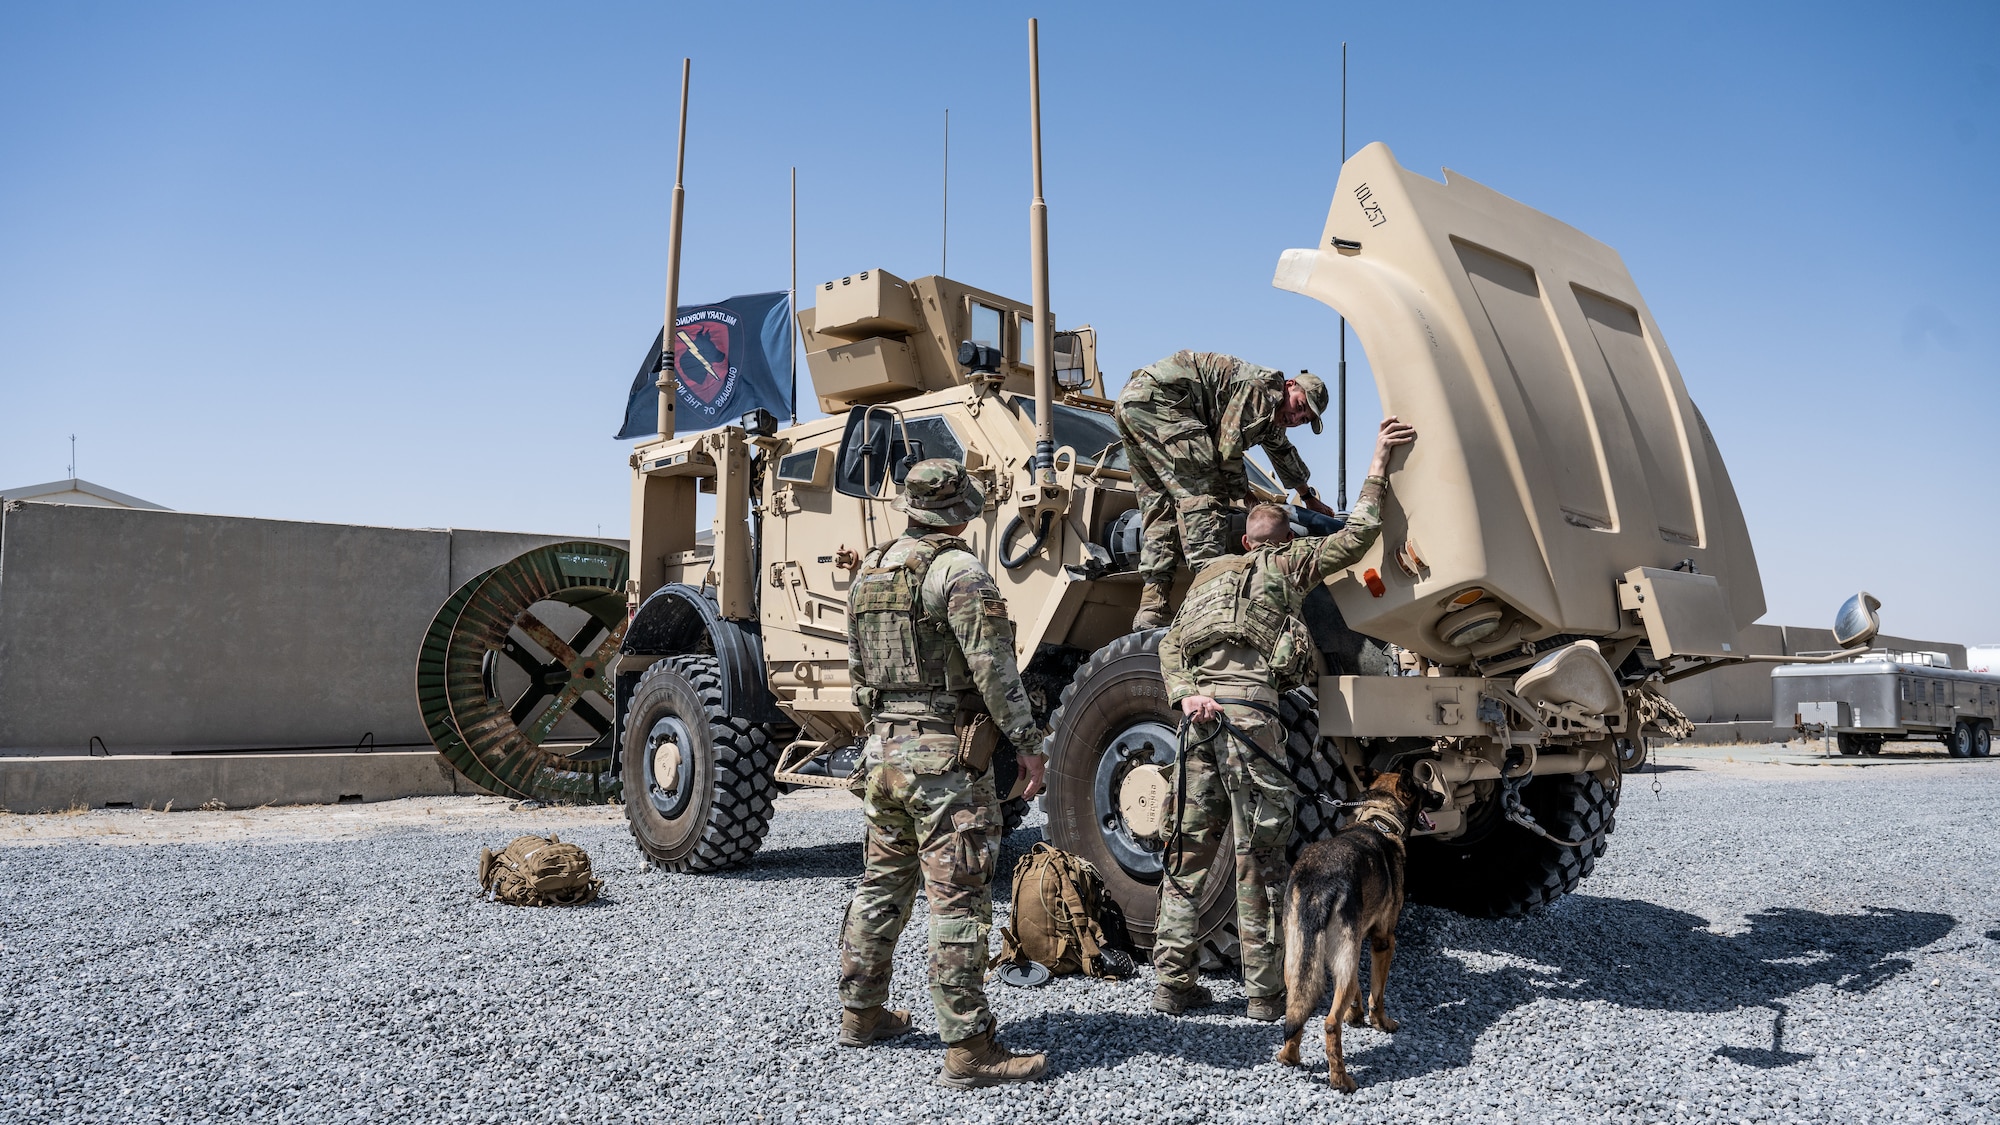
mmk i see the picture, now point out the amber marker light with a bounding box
[1363,568,1386,597]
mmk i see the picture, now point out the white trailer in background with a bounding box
[1772,657,2000,757]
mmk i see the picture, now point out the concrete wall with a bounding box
[0,501,622,755]
[1665,622,1968,727]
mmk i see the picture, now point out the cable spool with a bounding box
[415,542,629,803]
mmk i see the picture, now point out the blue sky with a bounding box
[2,2,1995,642]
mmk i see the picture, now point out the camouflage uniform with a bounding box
[838,461,1042,1045]
[1152,477,1386,1000]
[1114,352,1325,591]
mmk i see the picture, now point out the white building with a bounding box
[0,478,167,510]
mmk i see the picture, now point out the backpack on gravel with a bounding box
[997,843,1132,979]
[477,834,603,907]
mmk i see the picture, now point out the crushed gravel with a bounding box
[1,761,1996,1124]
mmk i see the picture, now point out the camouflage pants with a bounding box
[1152,702,1295,998]
[838,721,1002,1044]
[1116,375,1231,588]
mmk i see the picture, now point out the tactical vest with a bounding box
[1174,551,1319,692]
[849,534,980,708]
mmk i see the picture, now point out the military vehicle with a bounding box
[416,34,1878,953]
[589,134,1895,951]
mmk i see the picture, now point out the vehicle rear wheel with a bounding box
[1950,723,1974,758]
[1406,772,1617,918]
[1279,689,1347,860]
[1043,630,1229,952]
[1975,724,1992,758]
[1836,732,1863,756]
[622,654,786,871]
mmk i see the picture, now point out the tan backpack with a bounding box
[997,843,1131,978]
[477,834,603,907]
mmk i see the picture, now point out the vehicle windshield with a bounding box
[1007,395,1280,492]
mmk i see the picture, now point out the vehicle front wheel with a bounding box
[1043,630,1232,952]
[1406,772,1617,918]
[622,654,786,871]
[1950,723,1974,759]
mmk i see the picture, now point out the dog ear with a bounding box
[1354,765,1379,787]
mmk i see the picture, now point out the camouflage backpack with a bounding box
[997,843,1132,978]
[477,833,602,907]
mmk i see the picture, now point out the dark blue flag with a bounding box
[616,290,793,439]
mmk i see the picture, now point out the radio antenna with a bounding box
[789,165,799,426]
[941,108,950,277]
[656,58,691,441]
[1337,40,1349,512]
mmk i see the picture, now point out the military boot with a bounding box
[1152,982,1215,1015]
[1245,993,1286,1022]
[838,1004,913,1048]
[1132,583,1172,631]
[936,1027,1048,1088]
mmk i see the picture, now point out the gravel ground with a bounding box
[2,761,1996,1124]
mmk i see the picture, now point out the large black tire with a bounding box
[1836,732,1864,756]
[622,655,785,872]
[1950,723,1974,759]
[1279,688,1347,860]
[1042,630,1344,953]
[1975,724,1992,758]
[1044,630,1219,952]
[1406,772,1618,918]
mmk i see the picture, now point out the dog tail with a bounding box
[1282,878,1333,1042]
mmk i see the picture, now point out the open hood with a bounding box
[1275,142,1763,663]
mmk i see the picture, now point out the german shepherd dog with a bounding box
[1275,769,1429,1092]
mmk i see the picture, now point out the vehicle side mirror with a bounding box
[1832,591,1881,649]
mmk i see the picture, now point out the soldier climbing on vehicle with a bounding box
[834,458,1053,1088]
[1151,416,1415,1020]
[1115,350,1337,630]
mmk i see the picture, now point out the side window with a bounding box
[835,409,966,498]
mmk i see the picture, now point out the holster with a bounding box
[957,713,1002,773]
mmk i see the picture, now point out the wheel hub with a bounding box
[1094,720,1179,878]
[653,740,683,792]
[645,714,695,818]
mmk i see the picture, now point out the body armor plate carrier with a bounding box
[1175,552,1319,693]
[850,534,979,710]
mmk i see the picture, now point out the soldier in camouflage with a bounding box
[1152,416,1417,1020]
[835,458,1052,1089]
[1115,351,1337,630]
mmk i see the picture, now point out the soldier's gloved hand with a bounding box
[1299,486,1338,518]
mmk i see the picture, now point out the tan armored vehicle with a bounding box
[601,141,1867,951]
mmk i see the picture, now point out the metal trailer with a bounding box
[1772,659,2000,757]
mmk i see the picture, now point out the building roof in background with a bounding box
[0,478,169,510]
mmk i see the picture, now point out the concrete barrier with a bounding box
[1666,624,1968,728]
[0,501,622,806]
[0,752,480,813]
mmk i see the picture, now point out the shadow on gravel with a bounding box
[1344,896,1954,1082]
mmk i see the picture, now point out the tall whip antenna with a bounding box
[656,58,691,441]
[789,165,799,426]
[1337,40,1349,512]
[1027,19,1055,474]
[941,109,950,276]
